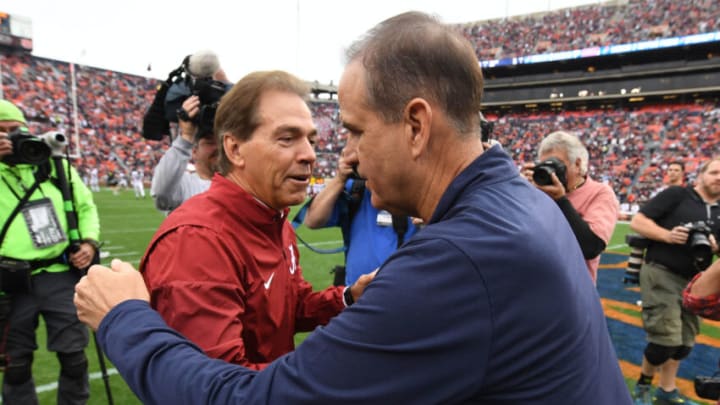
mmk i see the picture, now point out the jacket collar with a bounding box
[429,145,519,224]
[209,173,289,226]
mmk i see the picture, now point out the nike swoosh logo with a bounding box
[264,273,275,290]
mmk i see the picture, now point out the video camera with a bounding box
[2,128,68,166]
[142,50,231,141]
[533,157,568,189]
[683,220,714,271]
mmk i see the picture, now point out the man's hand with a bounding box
[336,145,358,182]
[68,242,96,271]
[0,131,12,159]
[74,259,150,331]
[665,225,690,245]
[521,162,566,200]
[178,96,200,143]
[348,269,378,302]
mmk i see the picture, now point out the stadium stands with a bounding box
[454,0,719,62]
[489,103,720,203]
[2,0,718,204]
[2,53,160,184]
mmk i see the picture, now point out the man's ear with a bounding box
[404,98,432,159]
[223,132,245,168]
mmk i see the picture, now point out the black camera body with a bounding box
[533,157,568,189]
[695,375,720,400]
[2,128,66,166]
[683,220,714,271]
[142,56,230,141]
[185,77,228,137]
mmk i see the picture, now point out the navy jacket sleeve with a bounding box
[98,238,492,405]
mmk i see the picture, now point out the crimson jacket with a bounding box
[140,174,345,369]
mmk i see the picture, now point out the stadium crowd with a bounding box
[490,103,720,203]
[454,0,719,62]
[1,0,719,205]
[1,53,160,184]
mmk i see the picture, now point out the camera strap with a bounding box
[0,170,46,252]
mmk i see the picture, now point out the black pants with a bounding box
[2,270,89,405]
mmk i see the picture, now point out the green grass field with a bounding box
[27,188,674,403]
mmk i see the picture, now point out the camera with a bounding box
[695,374,720,400]
[683,221,714,271]
[142,51,230,141]
[624,234,650,284]
[2,128,67,166]
[532,157,568,189]
[176,76,228,137]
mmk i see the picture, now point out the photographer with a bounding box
[0,100,99,404]
[295,134,418,286]
[522,130,619,284]
[630,157,720,404]
[150,94,220,212]
[149,52,230,213]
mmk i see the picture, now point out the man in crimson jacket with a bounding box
[140,70,374,370]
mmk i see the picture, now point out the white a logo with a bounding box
[288,245,297,275]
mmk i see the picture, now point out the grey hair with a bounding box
[188,50,220,78]
[538,131,589,176]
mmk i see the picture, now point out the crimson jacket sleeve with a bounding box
[288,230,345,331]
[141,227,270,370]
[292,273,345,331]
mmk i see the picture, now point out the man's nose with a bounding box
[299,138,316,164]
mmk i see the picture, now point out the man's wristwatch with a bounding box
[343,286,355,306]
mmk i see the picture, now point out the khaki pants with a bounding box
[640,261,699,347]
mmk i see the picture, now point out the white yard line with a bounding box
[34,368,119,394]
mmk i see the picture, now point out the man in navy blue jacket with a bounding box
[74,11,632,404]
